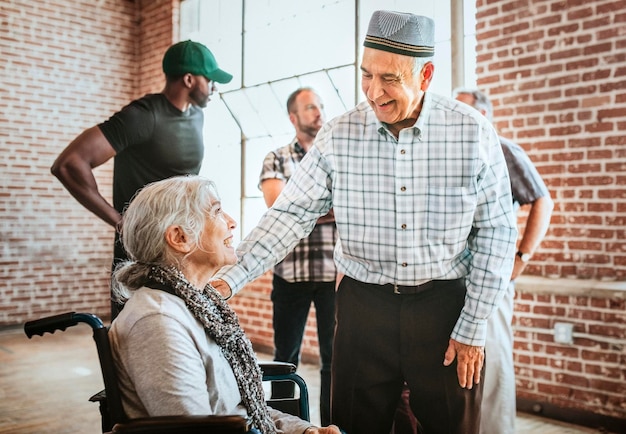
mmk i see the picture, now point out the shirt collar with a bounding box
[374,92,431,139]
[290,137,307,157]
[414,91,432,133]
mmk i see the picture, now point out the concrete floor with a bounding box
[280,355,607,433]
[0,324,612,433]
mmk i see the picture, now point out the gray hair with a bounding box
[452,87,494,121]
[112,175,221,302]
[412,57,432,79]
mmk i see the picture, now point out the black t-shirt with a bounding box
[99,93,204,213]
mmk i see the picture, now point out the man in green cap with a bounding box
[52,40,232,319]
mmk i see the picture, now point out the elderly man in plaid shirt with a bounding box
[214,10,517,434]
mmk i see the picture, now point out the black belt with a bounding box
[345,277,461,295]
[380,280,438,295]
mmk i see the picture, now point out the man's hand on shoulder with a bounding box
[209,279,233,300]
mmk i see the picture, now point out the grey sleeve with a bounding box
[122,314,213,416]
[500,137,550,205]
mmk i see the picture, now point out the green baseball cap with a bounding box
[162,40,233,84]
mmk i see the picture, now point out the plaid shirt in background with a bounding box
[259,139,338,283]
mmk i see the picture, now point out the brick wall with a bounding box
[230,272,323,364]
[0,0,177,325]
[476,0,626,279]
[513,278,625,427]
[475,0,626,426]
[1,0,624,427]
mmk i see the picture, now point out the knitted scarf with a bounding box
[147,265,277,434]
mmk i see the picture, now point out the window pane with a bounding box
[328,65,357,109]
[220,90,268,138]
[181,0,243,93]
[199,98,242,241]
[242,196,268,240]
[221,84,296,139]
[294,69,353,120]
[244,0,355,85]
[180,0,466,239]
[268,77,307,115]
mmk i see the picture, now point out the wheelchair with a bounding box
[25,312,310,434]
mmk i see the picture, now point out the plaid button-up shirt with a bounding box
[216,92,517,346]
[259,139,337,282]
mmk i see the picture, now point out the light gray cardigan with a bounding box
[109,288,312,434]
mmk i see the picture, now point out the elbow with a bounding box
[50,156,71,183]
[50,158,64,180]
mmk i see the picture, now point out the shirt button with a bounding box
[400,186,406,192]
[401,262,408,267]
[400,149,406,154]
[401,224,407,229]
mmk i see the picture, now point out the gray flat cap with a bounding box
[364,10,435,57]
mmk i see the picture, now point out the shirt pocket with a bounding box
[426,186,476,255]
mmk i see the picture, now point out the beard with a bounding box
[297,120,322,139]
[189,86,210,108]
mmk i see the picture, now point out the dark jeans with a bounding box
[331,277,483,434]
[271,274,336,426]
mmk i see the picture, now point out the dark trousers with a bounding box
[110,238,128,321]
[392,383,420,434]
[271,274,336,426]
[331,277,483,434]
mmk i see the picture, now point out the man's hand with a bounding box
[510,257,527,281]
[443,338,484,389]
[209,279,233,299]
[304,425,342,434]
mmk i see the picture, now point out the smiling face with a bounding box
[174,192,238,288]
[360,48,434,137]
[187,198,238,277]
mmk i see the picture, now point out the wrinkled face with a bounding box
[194,200,238,270]
[291,90,325,139]
[189,75,216,108]
[360,48,433,135]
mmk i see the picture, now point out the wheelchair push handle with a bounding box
[24,311,105,338]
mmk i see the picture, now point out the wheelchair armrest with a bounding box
[110,415,251,434]
[89,389,107,403]
[259,361,297,377]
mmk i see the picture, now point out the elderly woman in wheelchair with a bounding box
[108,175,341,434]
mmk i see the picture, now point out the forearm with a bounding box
[53,165,121,227]
[51,126,120,227]
[216,209,312,294]
[517,195,554,254]
[454,141,518,345]
[219,163,332,294]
